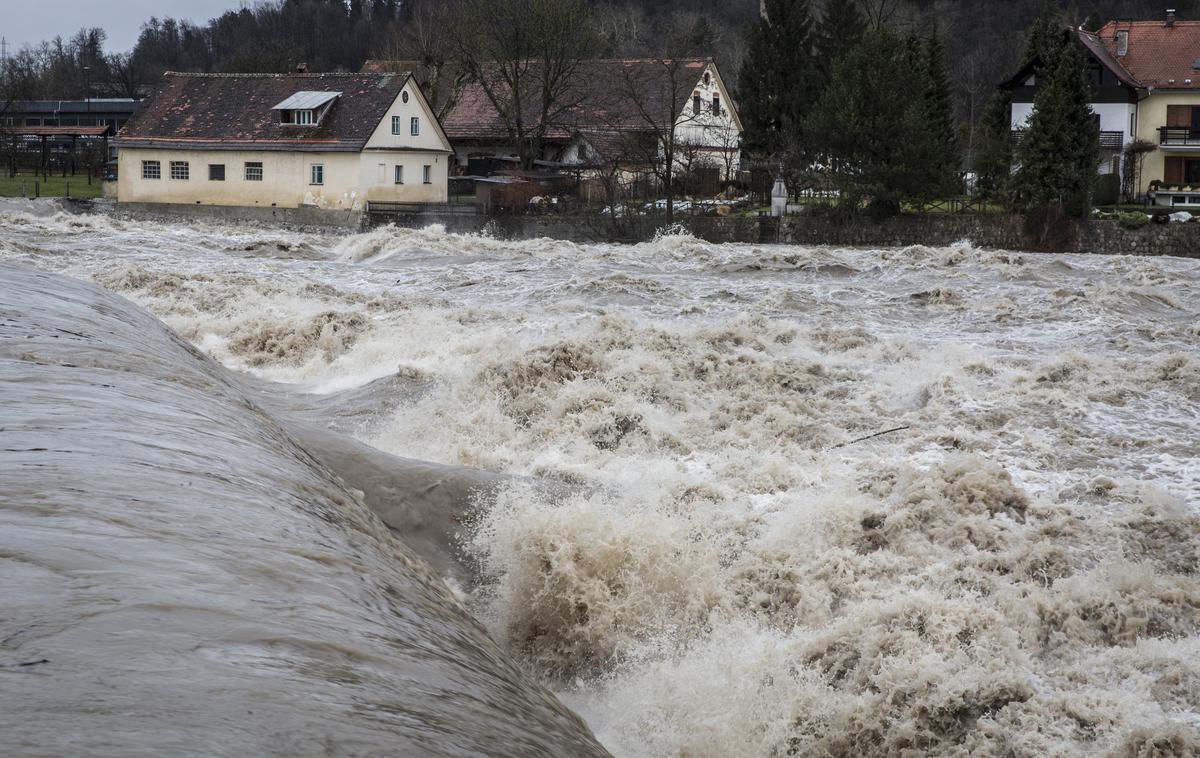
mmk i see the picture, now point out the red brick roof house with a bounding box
[1002,10,1200,204]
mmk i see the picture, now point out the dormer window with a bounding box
[1116,30,1129,56]
[271,91,341,127]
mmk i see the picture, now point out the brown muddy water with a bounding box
[1,202,1198,756]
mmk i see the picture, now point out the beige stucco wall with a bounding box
[1136,92,1200,193]
[116,147,448,208]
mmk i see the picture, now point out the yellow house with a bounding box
[1088,16,1200,205]
[115,71,452,211]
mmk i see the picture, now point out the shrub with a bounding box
[1116,211,1149,229]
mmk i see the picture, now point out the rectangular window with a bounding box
[693,94,701,115]
[142,160,161,179]
[209,164,225,181]
[394,165,404,184]
[422,164,431,184]
[296,109,314,125]
[712,93,721,116]
[310,164,324,185]
[169,161,189,180]
[410,116,420,136]
[244,162,263,181]
[392,115,402,135]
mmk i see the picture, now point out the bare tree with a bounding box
[373,0,469,121]
[453,0,600,170]
[860,0,904,28]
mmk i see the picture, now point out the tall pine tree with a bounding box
[923,31,962,196]
[737,0,816,160]
[974,90,1014,204]
[814,0,866,89]
[1013,38,1100,215]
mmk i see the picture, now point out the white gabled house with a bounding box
[115,71,453,211]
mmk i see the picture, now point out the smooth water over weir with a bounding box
[2,202,1199,756]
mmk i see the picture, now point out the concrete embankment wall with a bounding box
[94,200,1200,257]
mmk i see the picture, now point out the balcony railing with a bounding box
[1158,127,1200,146]
[1011,129,1124,150]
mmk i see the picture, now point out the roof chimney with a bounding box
[1167,9,1177,27]
[295,62,309,73]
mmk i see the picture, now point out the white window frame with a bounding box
[394,165,404,185]
[392,115,402,135]
[422,164,431,184]
[310,164,324,185]
[410,116,420,136]
[295,109,314,125]
[244,161,263,181]
[169,161,189,180]
[142,160,161,180]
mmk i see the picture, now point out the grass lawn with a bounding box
[0,173,103,199]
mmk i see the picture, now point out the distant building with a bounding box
[114,72,451,210]
[362,57,743,186]
[0,99,139,130]
[1003,10,1200,205]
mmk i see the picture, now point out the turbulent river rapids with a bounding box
[2,201,1199,757]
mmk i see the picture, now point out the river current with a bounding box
[2,204,1198,756]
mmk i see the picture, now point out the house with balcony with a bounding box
[1091,14,1200,205]
[1003,10,1200,206]
[1002,26,1140,183]
[115,71,451,213]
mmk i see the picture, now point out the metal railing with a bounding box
[1158,127,1200,146]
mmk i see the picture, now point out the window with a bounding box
[410,116,420,136]
[402,90,410,103]
[1116,30,1129,57]
[244,161,263,181]
[712,93,721,116]
[169,161,189,180]
[310,164,324,185]
[392,115,402,135]
[693,93,701,115]
[209,164,225,181]
[394,164,404,184]
[295,109,314,125]
[422,164,431,184]
[703,72,711,85]
[142,160,161,180]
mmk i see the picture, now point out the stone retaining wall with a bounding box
[98,201,1200,257]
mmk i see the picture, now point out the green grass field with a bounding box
[0,173,103,199]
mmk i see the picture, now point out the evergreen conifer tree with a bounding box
[737,0,815,159]
[923,31,962,196]
[1024,0,1064,70]
[808,28,936,215]
[1014,39,1100,215]
[974,90,1014,204]
[814,0,866,88]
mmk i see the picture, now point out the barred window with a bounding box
[169,161,189,180]
[142,160,161,180]
[394,164,404,184]
[310,164,324,185]
[392,115,402,135]
[244,162,263,181]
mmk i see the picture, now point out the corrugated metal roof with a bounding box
[271,91,342,110]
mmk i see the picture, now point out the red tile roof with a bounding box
[117,72,410,151]
[1094,20,1200,89]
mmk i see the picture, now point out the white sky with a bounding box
[0,0,244,54]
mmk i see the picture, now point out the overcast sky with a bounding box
[1,0,242,54]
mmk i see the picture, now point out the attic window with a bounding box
[271,91,341,126]
[295,109,314,125]
[1116,30,1129,56]
[713,93,721,116]
[1193,58,1200,70]
[703,72,711,85]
